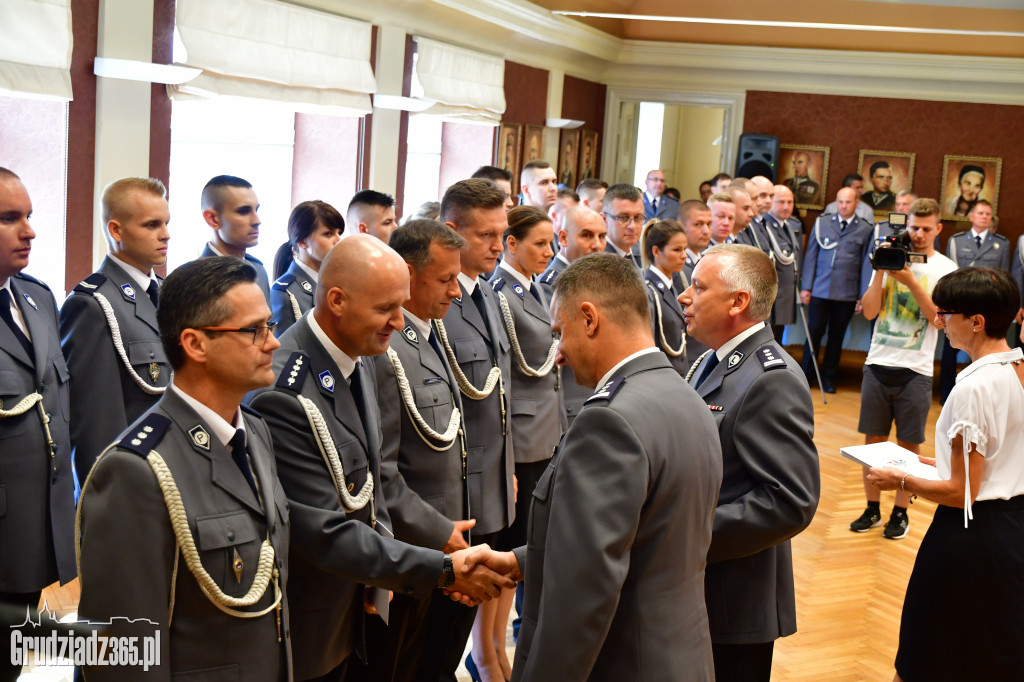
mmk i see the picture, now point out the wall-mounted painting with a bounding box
[778,144,830,211]
[578,130,599,183]
[857,150,916,215]
[940,155,1001,220]
[523,125,545,164]
[496,123,522,192]
[558,129,580,189]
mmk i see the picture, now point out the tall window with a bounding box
[167,99,295,274]
[0,95,69,299]
[402,115,443,216]
[633,102,665,188]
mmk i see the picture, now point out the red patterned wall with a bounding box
[743,90,1024,248]
[562,75,606,180]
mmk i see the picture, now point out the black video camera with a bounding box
[870,213,927,271]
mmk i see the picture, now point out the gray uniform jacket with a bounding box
[439,279,516,535]
[200,243,271,302]
[946,230,1011,271]
[800,213,874,301]
[490,273,566,464]
[512,351,722,681]
[1012,236,1024,300]
[737,216,802,326]
[534,260,590,426]
[604,241,643,270]
[644,194,679,221]
[373,313,467,550]
[643,269,689,379]
[0,273,75,592]
[270,260,315,338]
[76,389,292,681]
[60,257,171,483]
[689,326,820,644]
[250,317,441,678]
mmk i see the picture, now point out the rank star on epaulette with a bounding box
[403,325,418,343]
[22,294,37,309]
[319,369,335,393]
[757,347,786,369]
[512,283,525,298]
[120,283,136,300]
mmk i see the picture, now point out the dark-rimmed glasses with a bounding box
[197,322,278,346]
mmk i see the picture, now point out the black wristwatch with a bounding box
[437,554,455,588]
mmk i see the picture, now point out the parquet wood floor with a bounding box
[35,353,943,682]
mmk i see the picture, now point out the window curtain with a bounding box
[171,0,376,116]
[0,0,73,101]
[413,37,505,125]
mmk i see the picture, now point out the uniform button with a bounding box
[149,352,155,359]
[433,396,438,403]
[227,530,235,541]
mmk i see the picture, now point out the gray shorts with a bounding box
[857,364,932,444]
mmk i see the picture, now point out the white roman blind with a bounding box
[413,37,505,124]
[171,0,376,115]
[0,0,73,101]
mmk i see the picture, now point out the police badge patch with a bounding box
[403,326,418,343]
[301,280,313,292]
[120,283,136,300]
[319,369,335,393]
[188,425,211,450]
[512,283,525,298]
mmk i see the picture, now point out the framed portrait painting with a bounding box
[858,150,916,215]
[578,130,599,182]
[557,129,580,189]
[496,123,522,191]
[940,155,1001,221]
[778,144,830,211]
[523,125,545,164]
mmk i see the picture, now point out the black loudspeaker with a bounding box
[735,133,780,181]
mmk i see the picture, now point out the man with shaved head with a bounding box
[749,176,774,217]
[251,235,513,681]
[200,174,271,301]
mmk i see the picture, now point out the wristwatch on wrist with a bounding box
[437,554,455,588]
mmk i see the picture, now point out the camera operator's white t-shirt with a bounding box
[864,252,957,376]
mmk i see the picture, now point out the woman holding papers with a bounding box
[867,267,1024,681]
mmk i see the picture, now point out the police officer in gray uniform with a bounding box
[682,244,820,682]
[737,207,802,342]
[640,220,690,379]
[465,253,723,681]
[0,168,75,682]
[77,257,292,681]
[939,199,1010,400]
[199,175,271,302]
[800,187,874,392]
[538,206,607,425]
[251,235,510,681]
[271,261,315,336]
[362,221,474,682]
[61,177,172,484]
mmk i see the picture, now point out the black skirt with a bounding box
[895,497,1024,680]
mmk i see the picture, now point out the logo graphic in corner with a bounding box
[121,283,136,300]
[188,425,211,450]
[319,369,335,393]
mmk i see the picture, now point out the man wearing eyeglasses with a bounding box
[250,234,512,682]
[601,183,645,270]
[60,177,172,485]
[77,256,293,680]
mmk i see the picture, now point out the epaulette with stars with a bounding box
[276,351,310,392]
[115,413,171,457]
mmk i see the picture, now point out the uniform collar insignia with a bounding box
[757,346,786,369]
[301,280,313,292]
[512,282,525,298]
[120,283,136,300]
[22,293,37,309]
[403,325,418,343]
[318,369,335,393]
[727,350,744,368]
[188,425,211,450]
[656,280,665,290]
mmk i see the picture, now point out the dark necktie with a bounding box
[975,235,982,249]
[470,286,489,325]
[529,283,542,303]
[651,198,658,215]
[349,363,368,434]
[147,280,159,308]
[695,352,720,388]
[840,220,848,233]
[0,289,33,359]
[228,429,259,500]
[427,327,446,363]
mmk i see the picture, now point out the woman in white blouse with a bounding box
[867,267,1024,681]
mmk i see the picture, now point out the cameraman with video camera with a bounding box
[850,198,957,540]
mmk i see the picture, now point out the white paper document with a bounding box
[840,441,942,481]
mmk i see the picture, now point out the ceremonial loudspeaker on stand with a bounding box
[735,133,780,181]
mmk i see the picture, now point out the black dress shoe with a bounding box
[823,380,836,394]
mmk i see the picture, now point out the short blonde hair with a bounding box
[102,177,166,225]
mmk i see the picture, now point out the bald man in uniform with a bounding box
[250,236,512,681]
